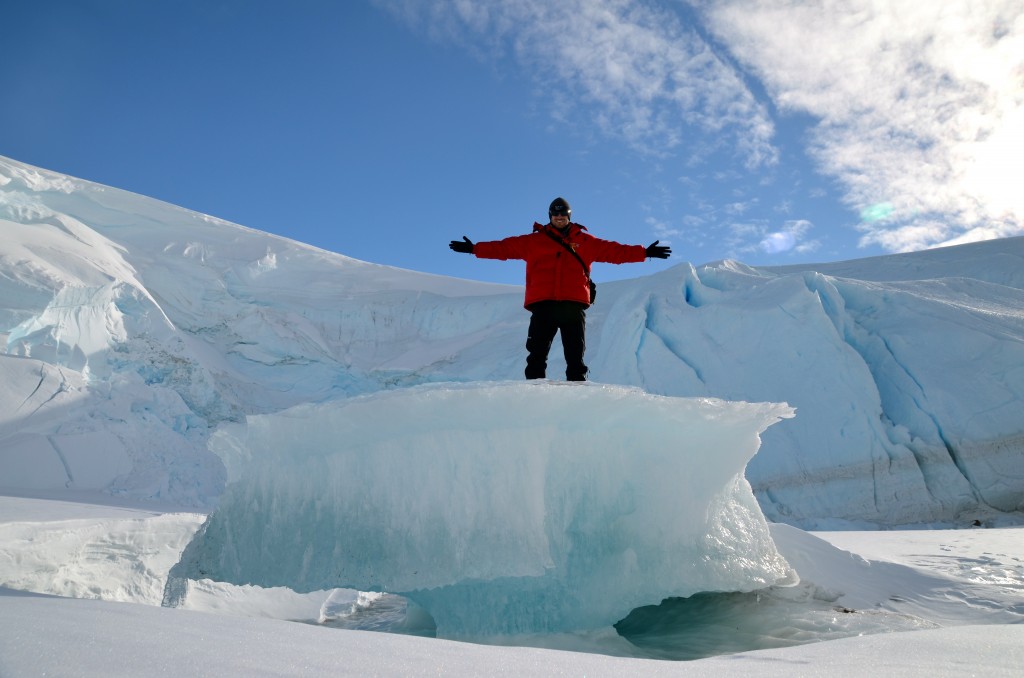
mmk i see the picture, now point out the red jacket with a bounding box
[473,222,647,308]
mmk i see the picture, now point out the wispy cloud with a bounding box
[759,219,818,255]
[378,0,1022,254]
[691,0,1024,251]
[710,217,820,258]
[646,215,681,241]
[376,0,778,168]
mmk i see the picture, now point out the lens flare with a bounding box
[861,203,895,223]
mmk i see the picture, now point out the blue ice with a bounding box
[168,381,796,636]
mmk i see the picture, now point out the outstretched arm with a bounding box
[449,236,475,254]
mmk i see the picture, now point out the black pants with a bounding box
[525,300,588,381]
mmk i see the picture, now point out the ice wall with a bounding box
[595,261,1024,525]
[167,382,796,636]
[2,154,1022,527]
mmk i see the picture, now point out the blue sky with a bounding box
[3,0,1021,286]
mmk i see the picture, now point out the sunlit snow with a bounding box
[1,155,1023,674]
[3,155,1022,527]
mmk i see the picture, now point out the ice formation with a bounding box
[167,382,796,636]
[2,154,1023,527]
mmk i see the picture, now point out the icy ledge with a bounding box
[166,382,796,636]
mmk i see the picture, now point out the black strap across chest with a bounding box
[543,228,591,282]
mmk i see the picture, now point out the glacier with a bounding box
[167,381,796,636]
[1,151,1023,530]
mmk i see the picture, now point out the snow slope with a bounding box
[2,153,1023,528]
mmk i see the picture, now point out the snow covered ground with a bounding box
[1,494,1022,676]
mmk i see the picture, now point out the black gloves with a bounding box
[645,240,671,259]
[449,236,474,254]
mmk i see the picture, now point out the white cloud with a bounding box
[646,215,681,241]
[725,201,754,216]
[378,0,1022,254]
[720,218,819,257]
[376,0,779,167]
[759,219,817,254]
[692,0,1024,251]
[759,231,796,254]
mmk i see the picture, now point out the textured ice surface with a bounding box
[169,382,796,636]
[2,154,1023,526]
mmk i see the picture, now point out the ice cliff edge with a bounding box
[4,154,1023,527]
[165,381,796,636]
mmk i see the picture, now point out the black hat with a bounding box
[549,197,571,217]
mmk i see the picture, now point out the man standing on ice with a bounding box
[449,197,670,381]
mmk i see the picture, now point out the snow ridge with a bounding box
[1,154,1022,526]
